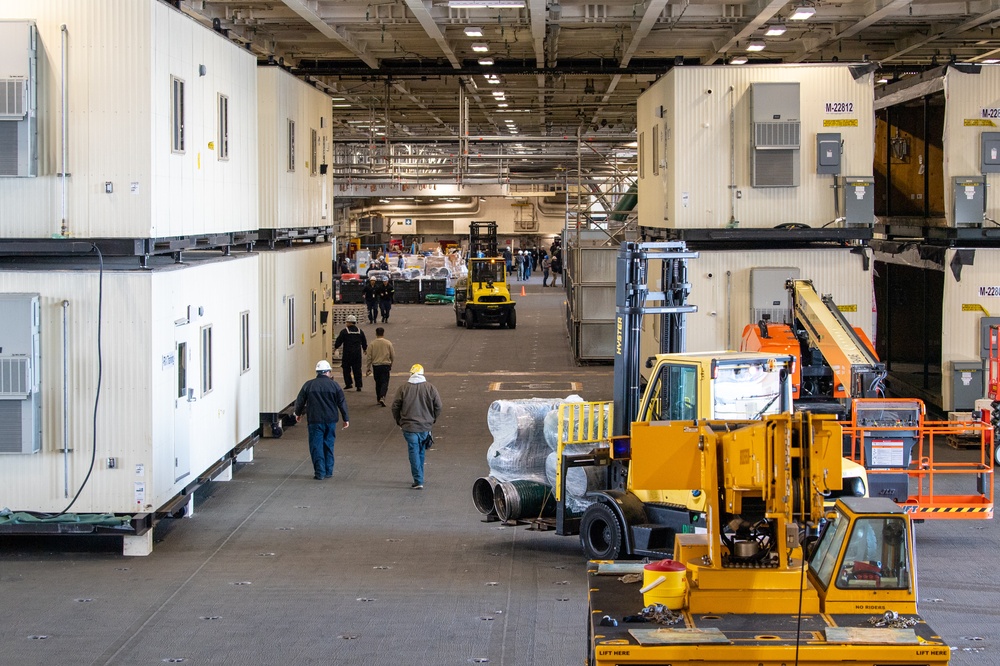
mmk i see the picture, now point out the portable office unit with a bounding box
[0,253,260,525]
[0,0,258,239]
[636,64,875,230]
[876,64,1000,228]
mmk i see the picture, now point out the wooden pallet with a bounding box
[946,434,982,450]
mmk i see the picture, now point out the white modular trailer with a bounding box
[257,67,333,229]
[0,0,258,239]
[637,64,875,230]
[0,252,260,515]
[258,243,333,423]
[640,247,874,363]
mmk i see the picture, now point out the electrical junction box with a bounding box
[840,176,874,226]
[816,133,841,174]
[750,267,800,325]
[0,293,41,454]
[981,132,1000,174]
[953,176,985,227]
[952,361,984,411]
[979,316,1000,359]
[0,21,38,177]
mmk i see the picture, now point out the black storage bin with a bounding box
[421,278,447,301]
[339,279,365,304]
[393,279,420,304]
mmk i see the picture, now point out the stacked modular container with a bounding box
[636,64,875,230]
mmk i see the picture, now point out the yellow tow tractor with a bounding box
[455,221,516,329]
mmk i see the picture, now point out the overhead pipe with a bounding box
[62,299,70,498]
[59,24,69,237]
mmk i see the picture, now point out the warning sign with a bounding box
[823,119,859,127]
[870,440,905,467]
[837,304,858,312]
[964,118,997,127]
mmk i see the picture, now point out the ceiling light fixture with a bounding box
[464,26,484,37]
[984,58,1000,64]
[478,57,494,65]
[789,4,816,20]
[332,103,352,108]
[747,41,766,52]
[492,90,505,97]
[471,43,489,53]
[449,0,525,8]
[497,102,508,107]
[730,56,748,65]
[764,23,786,36]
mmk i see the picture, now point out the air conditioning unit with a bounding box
[750,82,800,188]
[0,21,38,178]
[0,294,42,454]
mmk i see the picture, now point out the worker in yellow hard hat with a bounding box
[390,364,442,489]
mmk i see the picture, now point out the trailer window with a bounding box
[713,364,783,420]
[836,517,910,591]
[643,364,697,422]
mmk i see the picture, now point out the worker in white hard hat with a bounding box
[390,363,442,489]
[293,360,350,480]
[334,314,368,391]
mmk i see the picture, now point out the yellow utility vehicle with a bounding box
[455,221,516,329]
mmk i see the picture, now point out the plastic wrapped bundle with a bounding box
[544,450,606,515]
[486,398,564,484]
[542,395,586,451]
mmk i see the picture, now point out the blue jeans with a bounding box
[403,431,431,484]
[308,422,337,478]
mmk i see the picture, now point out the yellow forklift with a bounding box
[454,221,516,329]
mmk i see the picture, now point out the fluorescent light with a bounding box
[485,76,500,84]
[789,4,815,20]
[478,57,494,65]
[984,59,1000,64]
[747,41,766,52]
[464,26,483,37]
[876,77,888,84]
[730,56,748,65]
[449,0,525,8]
[764,23,786,36]
[496,102,508,107]
[471,43,489,52]
[492,90,505,97]
[332,103,352,108]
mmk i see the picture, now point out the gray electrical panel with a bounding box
[750,82,800,188]
[840,176,875,226]
[981,132,1000,174]
[750,266,800,325]
[952,361,984,410]
[979,316,1000,359]
[0,21,38,178]
[953,176,985,227]
[816,133,841,174]
[0,293,41,454]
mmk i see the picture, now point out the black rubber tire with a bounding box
[456,309,464,327]
[507,308,517,330]
[465,309,475,329]
[270,423,284,439]
[580,502,624,560]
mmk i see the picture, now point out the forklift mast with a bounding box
[469,221,499,258]
[612,241,698,439]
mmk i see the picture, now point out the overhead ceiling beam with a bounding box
[619,0,669,67]
[589,73,622,128]
[280,0,377,68]
[703,0,787,65]
[529,0,547,68]
[882,5,1000,61]
[403,0,462,69]
[790,0,912,62]
[392,82,457,135]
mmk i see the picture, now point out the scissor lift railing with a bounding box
[553,401,613,535]
[843,402,993,520]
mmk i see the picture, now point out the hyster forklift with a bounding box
[455,221,516,329]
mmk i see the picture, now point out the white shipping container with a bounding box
[0,252,259,515]
[637,64,875,230]
[258,243,334,420]
[257,67,333,229]
[640,247,874,364]
[0,0,258,239]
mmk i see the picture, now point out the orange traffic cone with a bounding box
[520,285,526,297]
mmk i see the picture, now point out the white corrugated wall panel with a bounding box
[257,67,332,230]
[640,247,874,364]
[942,67,1000,226]
[940,248,1000,410]
[0,254,259,513]
[258,244,333,413]
[638,65,875,229]
[0,0,257,239]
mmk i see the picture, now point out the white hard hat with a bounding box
[346,314,358,323]
[315,360,332,372]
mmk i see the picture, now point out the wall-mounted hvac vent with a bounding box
[0,22,37,177]
[0,294,41,454]
[749,82,800,188]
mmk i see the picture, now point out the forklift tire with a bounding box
[270,422,283,439]
[456,310,464,327]
[507,309,517,330]
[465,309,475,329]
[580,503,624,560]
[995,442,999,467]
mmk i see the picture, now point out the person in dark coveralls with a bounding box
[294,360,350,480]
[391,364,442,489]
[362,276,379,324]
[334,314,368,391]
[376,275,394,323]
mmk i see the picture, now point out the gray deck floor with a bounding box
[1,274,998,665]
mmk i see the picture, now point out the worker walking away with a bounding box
[293,360,350,480]
[365,327,395,406]
[541,254,551,287]
[391,364,442,489]
[363,276,379,324]
[334,314,368,391]
[377,275,394,323]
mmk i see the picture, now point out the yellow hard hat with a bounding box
[409,363,424,375]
